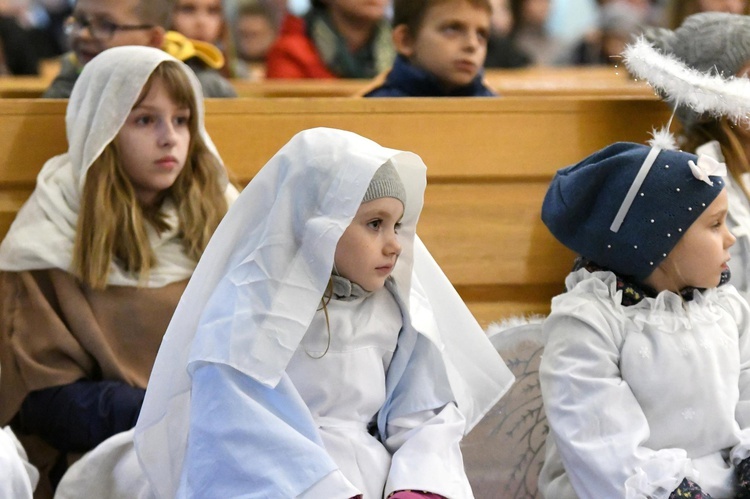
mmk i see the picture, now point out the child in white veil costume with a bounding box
[134,127,514,498]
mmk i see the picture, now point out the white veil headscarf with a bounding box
[0,46,229,287]
[134,128,513,498]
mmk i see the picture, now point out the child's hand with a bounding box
[736,457,750,498]
[668,477,712,498]
[387,492,446,499]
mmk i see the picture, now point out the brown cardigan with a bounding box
[0,269,187,498]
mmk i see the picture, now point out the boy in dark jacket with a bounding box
[365,0,496,97]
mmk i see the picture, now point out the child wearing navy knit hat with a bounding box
[538,141,750,498]
[648,12,750,303]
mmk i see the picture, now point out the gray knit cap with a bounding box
[362,160,407,206]
[644,12,750,129]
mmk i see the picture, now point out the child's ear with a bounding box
[392,24,415,58]
[147,26,167,49]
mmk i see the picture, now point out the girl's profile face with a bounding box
[115,77,191,207]
[334,197,404,292]
[648,188,735,292]
[172,0,224,43]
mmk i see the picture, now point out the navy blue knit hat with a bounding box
[542,142,726,281]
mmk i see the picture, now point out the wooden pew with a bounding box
[230,78,370,97]
[230,67,656,98]
[0,77,49,98]
[485,66,657,97]
[0,67,656,99]
[0,97,672,325]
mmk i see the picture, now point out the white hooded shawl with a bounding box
[134,128,514,498]
[0,46,230,287]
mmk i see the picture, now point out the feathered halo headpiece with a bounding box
[623,36,750,149]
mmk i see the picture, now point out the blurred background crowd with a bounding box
[1,0,747,80]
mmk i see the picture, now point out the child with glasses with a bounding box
[44,0,236,98]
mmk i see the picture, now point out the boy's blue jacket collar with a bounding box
[365,54,496,97]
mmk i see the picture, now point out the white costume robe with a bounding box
[135,128,514,499]
[0,427,38,498]
[539,269,750,499]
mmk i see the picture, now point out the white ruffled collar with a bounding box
[563,268,726,331]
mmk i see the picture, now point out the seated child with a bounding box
[170,0,246,80]
[365,0,496,97]
[640,12,750,300]
[171,0,224,44]
[266,0,395,79]
[0,45,235,497]
[539,142,750,498]
[232,0,281,79]
[44,0,236,98]
[134,127,514,498]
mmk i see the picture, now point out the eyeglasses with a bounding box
[64,15,154,41]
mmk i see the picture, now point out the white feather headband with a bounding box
[623,36,750,127]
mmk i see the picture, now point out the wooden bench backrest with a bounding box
[0,97,672,324]
[0,67,656,99]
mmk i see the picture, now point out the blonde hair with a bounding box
[73,61,229,289]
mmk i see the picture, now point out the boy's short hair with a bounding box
[136,0,172,28]
[237,0,277,24]
[393,0,492,33]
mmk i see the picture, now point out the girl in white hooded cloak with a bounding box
[134,127,514,499]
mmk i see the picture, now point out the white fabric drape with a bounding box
[134,127,514,498]
[539,269,750,498]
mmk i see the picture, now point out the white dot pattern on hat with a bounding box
[542,143,723,281]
